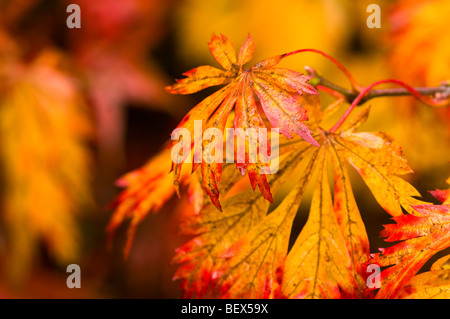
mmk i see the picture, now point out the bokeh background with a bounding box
[0,0,448,298]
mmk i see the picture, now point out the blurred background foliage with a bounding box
[0,0,448,298]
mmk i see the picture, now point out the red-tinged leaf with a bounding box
[203,88,239,133]
[252,54,286,70]
[198,90,239,208]
[233,79,269,166]
[430,189,450,204]
[201,162,222,211]
[368,204,450,299]
[233,77,273,199]
[252,75,318,145]
[237,34,255,66]
[173,237,212,298]
[166,65,235,94]
[169,84,231,149]
[234,76,266,130]
[164,34,320,209]
[247,163,273,203]
[208,33,238,70]
[169,82,238,191]
[254,68,318,96]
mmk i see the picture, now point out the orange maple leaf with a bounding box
[166,33,319,210]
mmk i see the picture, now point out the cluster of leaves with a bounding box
[109,34,450,298]
[0,0,179,285]
[0,49,93,281]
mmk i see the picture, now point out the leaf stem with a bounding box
[328,79,450,133]
[283,49,363,92]
[307,67,450,107]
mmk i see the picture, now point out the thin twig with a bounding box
[305,66,450,107]
[283,49,362,91]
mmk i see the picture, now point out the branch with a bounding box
[305,67,450,107]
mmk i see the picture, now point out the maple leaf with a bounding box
[367,192,450,299]
[166,33,319,210]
